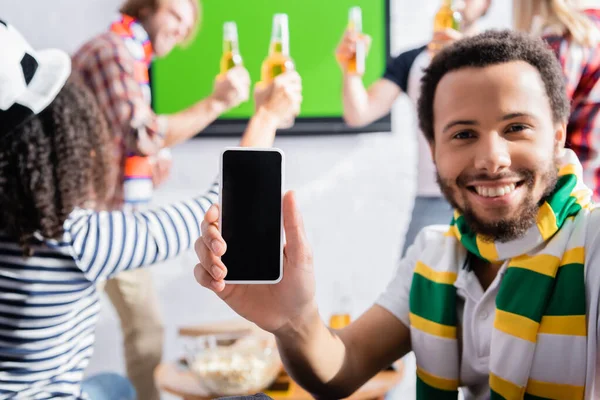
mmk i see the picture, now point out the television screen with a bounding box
[151,0,390,135]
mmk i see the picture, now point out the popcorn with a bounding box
[188,337,281,395]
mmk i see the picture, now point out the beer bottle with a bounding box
[346,6,365,76]
[256,13,296,128]
[260,13,295,83]
[329,282,352,330]
[220,21,243,75]
[429,0,462,52]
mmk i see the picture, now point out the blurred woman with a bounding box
[514,0,600,200]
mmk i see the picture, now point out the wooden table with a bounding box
[161,320,404,399]
[155,361,404,400]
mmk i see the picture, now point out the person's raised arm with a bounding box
[163,66,251,148]
[336,30,401,127]
[238,71,302,148]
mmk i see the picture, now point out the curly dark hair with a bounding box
[417,29,571,142]
[0,78,114,255]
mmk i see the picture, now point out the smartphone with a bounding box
[219,148,284,284]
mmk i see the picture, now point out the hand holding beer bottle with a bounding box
[428,0,464,54]
[211,21,250,111]
[335,7,371,76]
[255,71,302,125]
[211,66,250,111]
[255,13,297,129]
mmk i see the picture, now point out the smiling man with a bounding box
[195,30,600,400]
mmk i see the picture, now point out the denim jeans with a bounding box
[401,196,454,256]
[81,373,136,400]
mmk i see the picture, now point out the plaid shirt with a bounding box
[71,29,166,209]
[544,9,600,200]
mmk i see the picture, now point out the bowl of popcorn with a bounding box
[185,332,282,396]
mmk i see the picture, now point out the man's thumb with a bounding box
[283,191,309,259]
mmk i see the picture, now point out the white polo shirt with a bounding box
[377,207,600,399]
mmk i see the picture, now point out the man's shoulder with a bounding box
[74,31,122,53]
[567,206,600,286]
[584,205,600,252]
[72,32,130,66]
[580,207,600,319]
[388,45,429,70]
[383,45,429,92]
[407,224,454,254]
[395,45,428,62]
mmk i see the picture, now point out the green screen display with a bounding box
[151,0,388,119]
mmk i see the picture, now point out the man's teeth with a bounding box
[475,183,516,198]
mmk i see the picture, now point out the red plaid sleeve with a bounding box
[72,33,166,157]
[544,25,600,200]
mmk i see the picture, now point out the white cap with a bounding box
[223,21,238,41]
[349,6,362,32]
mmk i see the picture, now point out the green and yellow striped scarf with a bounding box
[409,149,593,400]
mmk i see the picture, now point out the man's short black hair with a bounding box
[417,29,571,142]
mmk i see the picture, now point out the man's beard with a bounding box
[437,163,558,243]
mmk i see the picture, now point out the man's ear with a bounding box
[554,121,567,158]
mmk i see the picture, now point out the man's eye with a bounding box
[453,131,475,140]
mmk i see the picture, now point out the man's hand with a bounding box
[335,29,371,73]
[428,28,464,55]
[254,71,303,127]
[211,66,251,111]
[194,191,317,333]
[150,150,172,188]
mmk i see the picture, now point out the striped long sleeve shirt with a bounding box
[0,183,218,399]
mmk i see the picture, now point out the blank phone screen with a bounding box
[221,150,282,282]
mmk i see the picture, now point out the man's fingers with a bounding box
[193,235,228,279]
[194,236,207,259]
[201,260,228,281]
[194,263,212,287]
[204,204,220,226]
[194,263,226,292]
[201,224,227,256]
[282,191,311,264]
[433,28,462,42]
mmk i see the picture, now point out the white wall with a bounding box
[0,1,511,398]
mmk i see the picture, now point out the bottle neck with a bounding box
[349,20,362,32]
[348,8,362,32]
[332,281,352,314]
[223,22,239,54]
[333,295,352,315]
[224,39,239,54]
[270,38,288,55]
[270,16,289,56]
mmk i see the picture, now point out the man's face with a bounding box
[431,61,565,242]
[146,0,196,57]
